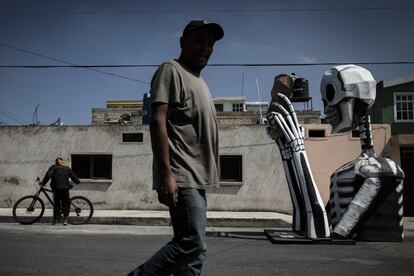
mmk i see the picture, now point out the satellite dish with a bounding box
[118,113,131,125]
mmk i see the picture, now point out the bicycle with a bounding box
[12,177,94,225]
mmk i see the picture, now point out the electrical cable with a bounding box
[0,105,27,124]
[2,42,414,70]
[0,42,150,85]
[1,7,414,14]
[0,111,24,125]
[0,119,10,126]
[1,61,414,69]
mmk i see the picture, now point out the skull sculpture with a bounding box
[320,65,376,133]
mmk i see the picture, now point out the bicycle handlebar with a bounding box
[36,177,45,186]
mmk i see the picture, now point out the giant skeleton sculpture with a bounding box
[266,65,405,241]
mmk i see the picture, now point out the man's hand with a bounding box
[157,175,178,208]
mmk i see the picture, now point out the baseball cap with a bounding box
[182,20,224,41]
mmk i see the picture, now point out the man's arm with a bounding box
[150,102,177,208]
[70,170,80,184]
[40,165,55,186]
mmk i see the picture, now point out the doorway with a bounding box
[401,148,414,216]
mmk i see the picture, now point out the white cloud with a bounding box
[298,55,318,63]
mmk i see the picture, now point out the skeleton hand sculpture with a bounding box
[266,90,330,239]
[321,65,405,240]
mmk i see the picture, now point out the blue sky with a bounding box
[1,0,414,125]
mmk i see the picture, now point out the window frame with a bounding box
[71,154,113,180]
[121,132,144,143]
[214,104,224,112]
[394,92,414,123]
[219,155,243,183]
[308,129,326,138]
[232,103,243,112]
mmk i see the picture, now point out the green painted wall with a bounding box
[376,81,414,135]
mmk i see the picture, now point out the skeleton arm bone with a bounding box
[333,177,381,237]
[267,94,330,238]
[333,173,403,238]
[266,112,304,231]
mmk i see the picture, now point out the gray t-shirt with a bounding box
[150,59,219,190]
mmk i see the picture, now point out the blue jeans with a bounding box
[128,188,207,276]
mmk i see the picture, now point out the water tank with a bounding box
[293,78,309,98]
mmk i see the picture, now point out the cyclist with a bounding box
[40,158,80,225]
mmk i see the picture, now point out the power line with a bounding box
[0,119,10,126]
[0,106,27,125]
[0,42,150,85]
[207,61,414,67]
[0,64,156,68]
[0,106,27,124]
[1,61,414,69]
[1,7,414,14]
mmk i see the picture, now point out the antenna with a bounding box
[50,117,63,126]
[241,72,245,112]
[32,104,40,125]
[255,78,266,124]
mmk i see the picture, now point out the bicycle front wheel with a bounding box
[67,196,94,225]
[13,195,45,224]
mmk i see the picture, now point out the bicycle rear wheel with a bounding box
[67,196,94,225]
[13,195,45,224]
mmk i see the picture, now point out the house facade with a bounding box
[0,123,393,214]
[373,76,414,215]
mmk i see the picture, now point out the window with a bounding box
[395,93,414,122]
[71,154,112,179]
[232,103,243,112]
[351,129,360,138]
[220,155,242,182]
[122,133,143,143]
[215,104,223,112]
[308,129,325,138]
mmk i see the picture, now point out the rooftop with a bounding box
[382,74,414,88]
[106,100,143,108]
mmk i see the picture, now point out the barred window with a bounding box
[232,103,243,112]
[220,155,242,182]
[122,132,143,143]
[395,93,414,122]
[71,154,112,179]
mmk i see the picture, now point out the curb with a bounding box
[0,209,292,228]
[86,217,291,228]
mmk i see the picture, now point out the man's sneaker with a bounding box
[52,220,58,226]
[63,218,68,226]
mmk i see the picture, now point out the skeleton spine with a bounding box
[359,115,373,151]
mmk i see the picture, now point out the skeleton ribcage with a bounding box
[328,161,364,227]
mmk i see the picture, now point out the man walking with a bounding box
[128,20,223,275]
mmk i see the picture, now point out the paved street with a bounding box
[1,222,414,276]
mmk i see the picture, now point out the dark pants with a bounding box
[53,189,70,221]
[128,187,207,276]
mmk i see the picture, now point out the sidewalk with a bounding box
[0,208,292,228]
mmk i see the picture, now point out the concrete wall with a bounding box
[0,124,393,213]
[304,124,392,202]
[216,111,321,126]
[385,134,414,165]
